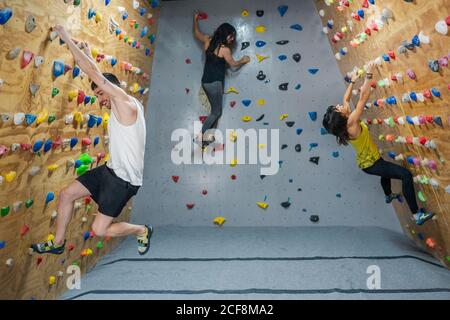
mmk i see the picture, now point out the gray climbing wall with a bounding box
[133,0,401,231]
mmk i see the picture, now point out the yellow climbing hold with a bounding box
[73,112,83,124]
[68,90,78,102]
[258,144,266,149]
[257,99,265,106]
[256,201,269,209]
[256,54,269,63]
[49,276,56,285]
[341,26,348,33]
[229,131,237,142]
[378,134,385,141]
[241,10,249,17]
[47,164,59,172]
[102,112,110,129]
[91,47,99,59]
[225,87,239,94]
[104,153,110,162]
[213,216,226,226]
[5,171,16,183]
[230,158,238,167]
[357,69,364,76]
[255,25,266,33]
[95,12,102,23]
[242,115,252,122]
[36,109,48,125]
[279,113,289,121]
[131,83,139,93]
[47,234,55,241]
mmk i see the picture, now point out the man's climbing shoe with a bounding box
[31,239,66,255]
[415,210,434,226]
[137,225,153,255]
[385,193,402,204]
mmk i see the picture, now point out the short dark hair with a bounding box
[91,73,121,91]
[322,105,350,145]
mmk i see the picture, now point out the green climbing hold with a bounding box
[76,164,89,176]
[124,35,129,43]
[96,241,103,249]
[79,153,93,165]
[1,206,10,217]
[86,204,93,211]
[48,115,56,124]
[52,88,60,98]
[418,191,427,202]
[25,199,34,208]
[90,96,96,104]
[73,0,81,6]
[72,261,79,266]
[134,23,139,29]
[446,256,450,262]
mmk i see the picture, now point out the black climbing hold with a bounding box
[279,83,288,91]
[260,175,266,179]
[281,144,288,149]
[295,144,301,152]
[310,215,319,223]
[281,201,291,208]
[286,121,295,127]
[293,53,301,63]
[276,40,289,45]
[241,42,250,51]
[297,188,302,192]
[256,10,264,17]
[256,114,265,121]
[257,70,266,81]
[309,157,320,165]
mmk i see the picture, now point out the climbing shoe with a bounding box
[385,193,402,204]
[415,210,434,226]
[31,239,66,255]
[137,225,153,255]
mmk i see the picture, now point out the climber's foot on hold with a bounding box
[414,209,434,226]
[137,225,153,255]
[31,239,66,255]
[385,193,402,204]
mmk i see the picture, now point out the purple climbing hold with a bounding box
[308,111,317,121]
[278,5,288,17]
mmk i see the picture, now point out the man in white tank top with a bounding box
[31,25,152,256]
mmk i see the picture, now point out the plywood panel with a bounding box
[314,0,449,267]
[0,0,160,299]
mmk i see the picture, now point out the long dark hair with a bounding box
[323,105,350,145]
[206,23,236,56]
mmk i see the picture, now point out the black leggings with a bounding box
[201,81,224,135]
[363,158,418,214]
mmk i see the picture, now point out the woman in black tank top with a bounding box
[193,12,250,147]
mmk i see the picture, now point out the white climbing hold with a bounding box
[117,6,126,13]
[51,210,58,220]
[49,31,58,41]
[34,56,44,68]
[132,0,139,10]
[13,201,22,212]
[13,113,25,125]
[445,185,450,194]
[322,27,329,34]
[11,143,20,152]
[319,9,325,17]
[435,20,448,35]
[6,258,14,267]
[29,166,41,176]
[65,114,74,124]
[418,31,430,44]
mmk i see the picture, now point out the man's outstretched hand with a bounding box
[52,24,71,43]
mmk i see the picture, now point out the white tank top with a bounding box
[106,97,146,186]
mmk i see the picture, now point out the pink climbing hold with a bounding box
[199,116,207,123]
[21,50,34,69]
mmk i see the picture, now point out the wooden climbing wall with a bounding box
[0,0,159,299]
[314,0,449,267]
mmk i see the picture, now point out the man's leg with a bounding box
[91,212,145,238]
[54,180,92,245]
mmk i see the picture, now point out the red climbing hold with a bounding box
[423,89,432,99]
[185,58,191,64]
[84,196,92,205]
[171,175,179,183]
[426,237,436,248]
[365,28,371,36]
[199,116,207,123]
[21,50,34,69]
[370,80,377,88]
[388,50,396,60]
[419,136,427,145]
[362,0,369,8]
[53,136,62,149]
[36,257,43,265]
[186,203,195,209]
[20,143,32,151]
[20,224,30,236]
[197,12,208,20]
[64,64,72,75]
[81,138,91,146]
[77,90,86,105]
[202,189,208,195]
[230,101,236,108]
[67,244,75,251]
[231,174,237,180]
[351,12,360,21]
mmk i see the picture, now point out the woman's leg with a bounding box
[363,158,418,214]
[201,81,223,141]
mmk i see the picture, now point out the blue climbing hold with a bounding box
[417,233,424,240]
[382,54,390,62]
[132,40,137,48]
[242,100,252,107]
[72,66,80,79]
[0,7,13,25]
[336,193,342,198]
[357,9,364,19]
[140,26,149,38]
[368,0,375,4]
[88,8,96,19]
[145,48,151,56]
[412,35,420,47]
[83,231,91,241]
[139,88,145,94]
[59,38,65,45]
[290,24,303,31]
[151,0,160,8]
[278,5,288,17]
[0,241,5,249]
[409,92,417,102]
[45,192,55,205]
[94,136,100,146]
[53,60,65,78]
[75,159,82,168]
[332,151,339,158]
[295,84,301,90]
[296,128,303,135]
[373,100,379,107]
[111,57,117,67]
[339,48,347,55]
[149,34,156,44]
[388,151,396,159]
[320,128,328,135]
[386,96,397,105]
[70,137,78,149]
[406,116,414,125]
[431,87,441,98]
[43,140,53,153]
[406,156,415,165]
[122,12,128,20]
[255,40,266,47]
[327,21,333,29]
[96,117,102,126]
[139,7,146,16]
[278,55,287,61]
[105,0,111,5]
[87,115,97,128]
[308,68,319,75]
[115,28,121,36]
[84,95,91,105]
[25,114,37,126]
[32,140,43,153]
[308,111,317,121]
[309,143,318,151]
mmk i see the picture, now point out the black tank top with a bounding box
[201,50,227,84]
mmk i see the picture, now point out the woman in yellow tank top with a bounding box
[322,62,434,226]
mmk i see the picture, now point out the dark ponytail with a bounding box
[322,105,350,145]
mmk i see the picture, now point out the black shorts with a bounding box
[76,164,140,218]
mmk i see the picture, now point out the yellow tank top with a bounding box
[349,122,380,169]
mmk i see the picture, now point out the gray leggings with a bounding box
[201,81,224,134]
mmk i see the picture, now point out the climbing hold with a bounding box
[241,9,249,17]
[171,175,179,183]
[77,91,86,105]
[418,191,427,202]
[435,20,448,35]
[29,84,40,96]
[21,50,34,69]
[43,139,52,153]
[25,199,33,208]
[25,14,37,33]
[257,71,266,81]
[241,42,250,51]
[310,215,319,223]
[279,83,288,91]
[45,192,55,205]
[286,121,295,127]
[256,114,265,122]
[242,99,252,107]
[25,113,37,126]
[34,55,44,68]
[295,144,301,153]
[278,55,287,61]
[242,115,252,122]
[308,112,317,121]
[230,159,238,167]
[406,69,416,80]
[256,10,264,17]
[7,48,21,61]
[281,199,291,208]
[81,138,91,146]
[213,216,226,226]
[196,12,208,20]
[225,87,239,94]
[308,68,319,75]
[0,7,13,25]
[255,40,266,48]
[309,143,318,151]
[256,54,269,63]
[279,114,288,121]
[296,128,303,136]
[278,5,288,17]
[431,87,441,98]
[428,60,439,72]
[53,60,65,78]
[256,201,268,209]
[290,24,303,31]
[255,26,266,33]
[293,53,301,63]
[1,205,10,217]
[309,157,320,165]
[0,241,5,249]
[70,137,78,149]
[72,66,80,78]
